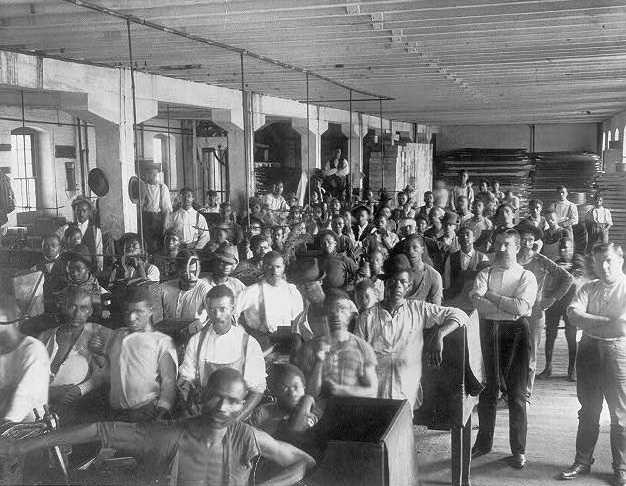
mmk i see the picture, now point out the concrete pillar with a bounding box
[341,114,368,190]
[293,119,328,173]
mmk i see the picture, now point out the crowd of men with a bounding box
[0,166,625,486]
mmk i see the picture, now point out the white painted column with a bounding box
[293,119,328,173]
[341,114,368,190]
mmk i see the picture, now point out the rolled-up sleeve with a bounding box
[243,335,267,394]
[420,302,467,329]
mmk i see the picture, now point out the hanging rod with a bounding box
[60,0,394,102]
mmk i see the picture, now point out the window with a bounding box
[153,134,173,187]
[609,131,613,143]
[602,132,606,152]
[10,128,38,211]
[616,128,620,142]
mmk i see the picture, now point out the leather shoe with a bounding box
[560,463,591,480]
[509,453,527,469]
[614,470,626,486]
[471,444,491,458]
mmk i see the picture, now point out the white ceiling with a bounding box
[2,0,626,125]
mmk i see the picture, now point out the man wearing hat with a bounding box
[203,245,246,298]
[139,160,172,252]
[57,196,103,272]
[290,257,327,342]
[516,221,574,395]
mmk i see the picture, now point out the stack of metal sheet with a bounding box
[595,172,626,248]
[436,148,534,207]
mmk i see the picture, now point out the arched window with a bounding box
[602,131,606,152]
[615,128,620,142]
[10,127,39,211]
[609,131,613,144]
[153,134,174,188]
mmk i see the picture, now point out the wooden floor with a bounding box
[417,332,615,486]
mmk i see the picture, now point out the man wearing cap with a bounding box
[139,161,173,252]
[165,188,210,249]
[107,286,177,422]
[237,251,304,351]
[516,221,574,395]
[179,286,265,421]
[0,294,49,423]
[202,245,246,298]
[57,196,103,272]
[355,259,467,408]
[470,229,538,469]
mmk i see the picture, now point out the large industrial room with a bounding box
[0,1,625,485]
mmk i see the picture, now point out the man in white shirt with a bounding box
[139,162,172,252]
[165,188,210,249]
[554,185,578,240]
[179,285,265,421]
[264,182,289,213]
[237,251,304,352]
[586,195,613,248]
[0,295,49,423]
[107,286,177,422]
[160,250,211,333]
[323,148,350,199]
[470,229,538,469]
[560,243,626,485]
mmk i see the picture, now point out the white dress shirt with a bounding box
[0,337,49,422]
[555,200,579,228]
[140,181,173,214]
[107,330,177,410]
[166,207,210,249]
[161,279,211,321]
[179,324,266,393]
[237,280,304,333]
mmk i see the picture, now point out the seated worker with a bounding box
[0,368,316,486]
[251,363,321,444]
[355,262,468,408]
[108,233,160,286]
[160,250,211,331]
[368,213,399,252]
[290,258,328,343]
[316,230,359,292]
[358,244,387,301]
[237,251,304,352]
[0,295,49,422]
[202,244,246,297]
[443,226,489,309]
[31,233,67,313]
[39,287,112,425]
[233,234,271,286]
[178,286,265,420]
[63,225,84,252]
[107,286,177,422]
[152,229,182,281]
[165,187,210,249]
[293,290,378,399]
[393,236,443,305]
[65,246,108,320]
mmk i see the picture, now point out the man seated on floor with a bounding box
[0,295,49,423]
[293,290,378,399]
[0,368,316,486]
[178,285,265,421]
[237,251,304,352]
[355,258,467,408]
[39,287,112,425]
[107,286,177,422]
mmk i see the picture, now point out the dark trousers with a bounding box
[476,318,530,455]
[142,211,164,252]
[575,336,626,472]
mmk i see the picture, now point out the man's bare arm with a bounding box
[0,424,100,457]
[255,428,316,486]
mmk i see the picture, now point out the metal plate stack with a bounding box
[595,172,626,247]
[529,152,602,209]
[436,148,534,207]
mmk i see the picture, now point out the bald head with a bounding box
[201,368,247,426]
